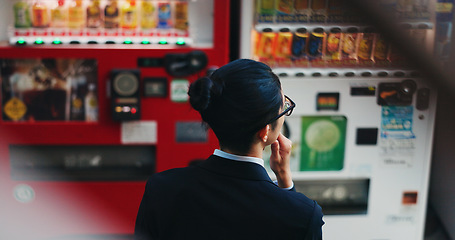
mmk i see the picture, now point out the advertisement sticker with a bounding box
[300,115,347,171]
[379,106,415,167]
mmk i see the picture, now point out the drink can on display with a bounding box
[294,0,310,22]
[310,0,327,23]
[158,2,172,29]
[141,0,157,30]
[340,27,359,66]
[87,0,102,29]
[32,0,50,28]
[51,0,68,29]
[68,0,85,30]
[275,29,293,66]
[307,28,325,59]
[256,0,275,23]
[325,27,342,60]
[294,0,309,9]
[291,28,308,58]
[276,0,294,14]
[120,0,138,30]
[373,33,391,67]
[373,33,389,60]
[276,0,295,23]
[327,0,345,23]
[256,30,277,66]
[175,1,189,32]
[358,28,376,66]
[105,0,120,29]
[14,1,31,28]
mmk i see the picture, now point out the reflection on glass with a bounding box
[1,58,98,122]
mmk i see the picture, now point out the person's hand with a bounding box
[270,133,293,188]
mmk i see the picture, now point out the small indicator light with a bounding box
[115,106,122,112]
[176,38,185,46]
[131,108,137,114]
[123,106,131,112]
[52,38,62,45]
[16,38,26,45]
[123,38,133,44]
[34,38,44,45]
[159,38,168,45]
[141,39,151,44]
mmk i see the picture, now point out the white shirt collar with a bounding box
[213,149,265,167]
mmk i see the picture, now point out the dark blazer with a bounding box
[135,155,324,240]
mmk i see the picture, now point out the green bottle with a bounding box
[14,0,31,28]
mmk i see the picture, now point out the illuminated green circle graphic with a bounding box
[305,120,340,152]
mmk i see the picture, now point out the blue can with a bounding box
[307,28,325,58]
[291,28,308,58]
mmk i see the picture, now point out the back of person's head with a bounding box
[188,59,282,154]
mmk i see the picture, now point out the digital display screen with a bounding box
[317,92,339,111]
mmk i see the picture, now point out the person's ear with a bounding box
[257,124,270,143]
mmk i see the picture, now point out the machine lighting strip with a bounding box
[10,36,192,46]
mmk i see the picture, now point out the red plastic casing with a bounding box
[0,1,230,239]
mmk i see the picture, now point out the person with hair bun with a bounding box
[135,59,324,240]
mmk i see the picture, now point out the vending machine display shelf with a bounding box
[9,36,194,47]
[271,68,422,78]
[254,21,434,33]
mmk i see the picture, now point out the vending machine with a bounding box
[0,0,229,239]
[240,1,437,239]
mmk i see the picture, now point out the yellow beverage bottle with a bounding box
[141,0,156,29]
[68,0,85,29]
[51,0,68,28]
[121,0,137,29]
[32,0,50,28]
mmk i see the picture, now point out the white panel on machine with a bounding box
[260,69,436,240]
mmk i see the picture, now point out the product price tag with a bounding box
[121,121,157,144]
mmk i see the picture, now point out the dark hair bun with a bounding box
[188,77,216,112]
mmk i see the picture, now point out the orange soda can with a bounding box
[341,27,359,60]
[256,30,277,59]
[373,33,389,61]
[358,28,376,61]
[325,27,342,60]
[275,29,293,58]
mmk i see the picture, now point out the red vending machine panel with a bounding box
[0,1,230,239]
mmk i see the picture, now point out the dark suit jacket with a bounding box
[135,155,324,240]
